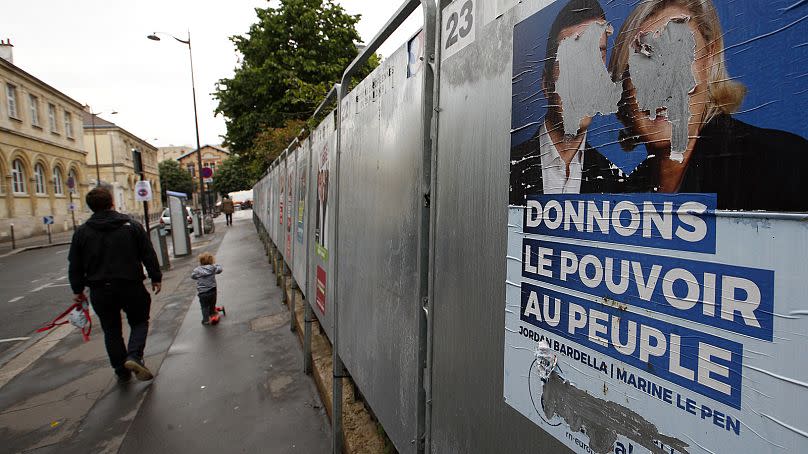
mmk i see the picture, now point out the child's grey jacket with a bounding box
[191,264,223,293]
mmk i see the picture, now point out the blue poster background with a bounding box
[511,0,808,175]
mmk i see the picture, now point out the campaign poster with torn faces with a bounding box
[505,1,808,454]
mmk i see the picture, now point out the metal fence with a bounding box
[253,1,808,453]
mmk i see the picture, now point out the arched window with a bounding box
[53,166,64,195]
[12,159,26,193]
[68,169,78,192]
[34,163,47,194]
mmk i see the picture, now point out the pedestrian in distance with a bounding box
[68,186,162,384]
[191,252,224,325]
[221,195,234,226]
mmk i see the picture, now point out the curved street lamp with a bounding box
[146,31,207,221]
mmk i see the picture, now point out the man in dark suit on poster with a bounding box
[510,0,622,206]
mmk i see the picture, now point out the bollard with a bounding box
[10,224,15,250]
[47,224,52,244]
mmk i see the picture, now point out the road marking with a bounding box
[8,296,23,303]
[0,324,72,390]
[56,249,68,254]
[30,282,53,293]
[56,276,67,281]
[0,337,30,343]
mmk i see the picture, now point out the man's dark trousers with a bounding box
[90,281,151,375]
[225,213,232,225]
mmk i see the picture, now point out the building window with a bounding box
[208,162,216,173]
[53,166,64,195]
[68,169,78,192]
[34,163,47,194]
[63,111,73,138]
[29,94,40,126]
[48,103,57,132]
[6,84,18,118]
[187,164,195,176]
[12,159,26,193]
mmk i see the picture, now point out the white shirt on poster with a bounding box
[538,123,586,194]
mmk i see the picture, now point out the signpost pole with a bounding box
[142,182,150,232]
[68,191,76,230]
[67,176,77,230]
[47,223,52,244]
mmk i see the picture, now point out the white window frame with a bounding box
[53,166,64,195]
[34,163,47,194]
[63,111,73,138]
[48,103,57,132]
[12,159,26,193]
[29,94,40,126]
[6,84,18,119]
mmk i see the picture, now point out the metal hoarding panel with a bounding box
[337,43,423,454]
[292,139,310,292]
[308,111,336,339]
[433,0,808,453]
[430,1,569,452]
[272,165,280,245]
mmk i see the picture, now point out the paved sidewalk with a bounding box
[0,211,329,453]
[0,229,74,257]
[118,214,331,453]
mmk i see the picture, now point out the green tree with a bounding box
[248,119,307,178]
[214,0,378,157]
[158,160,194,201]
[211,157,255,196]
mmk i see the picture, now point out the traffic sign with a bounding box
[134,180,153,202]
[43,216,54,225]
[66,176,75,189]
[68,203,76,212]
[201,167,213,178]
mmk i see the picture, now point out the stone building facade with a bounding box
[157,145,193,163]
[177,145,229,208]
[0,45,90,241]
[82,112,162,222]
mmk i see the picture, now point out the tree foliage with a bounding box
[250,119,306,175]
[158,160,194,201]
[211,157,255,196]
[214,0,378,159]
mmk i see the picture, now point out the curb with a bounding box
[0,241,71,259]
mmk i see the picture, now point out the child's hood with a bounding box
[192,264,221,277]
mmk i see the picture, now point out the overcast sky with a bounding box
[3,0,422,148]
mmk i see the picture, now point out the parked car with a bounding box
[159,207,194,233]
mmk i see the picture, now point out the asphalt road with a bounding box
[0,245,73,354]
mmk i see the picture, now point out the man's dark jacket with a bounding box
[68,210,162,294]
[510,127,623,205]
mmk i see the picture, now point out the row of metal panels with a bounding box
[254,37,426,453]
[254,0,808,453]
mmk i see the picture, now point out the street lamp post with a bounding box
[147,31,207,224]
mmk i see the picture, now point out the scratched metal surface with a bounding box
[336,43,425,454]
[307,112,337,339]
[429,1,571,452]
[282,150,296,263]
[292,139,310,292]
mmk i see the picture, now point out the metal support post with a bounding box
[303,302,313,375]
[290,287,297,332]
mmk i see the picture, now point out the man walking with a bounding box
[68,187,162,383]
[221,195,234,226]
